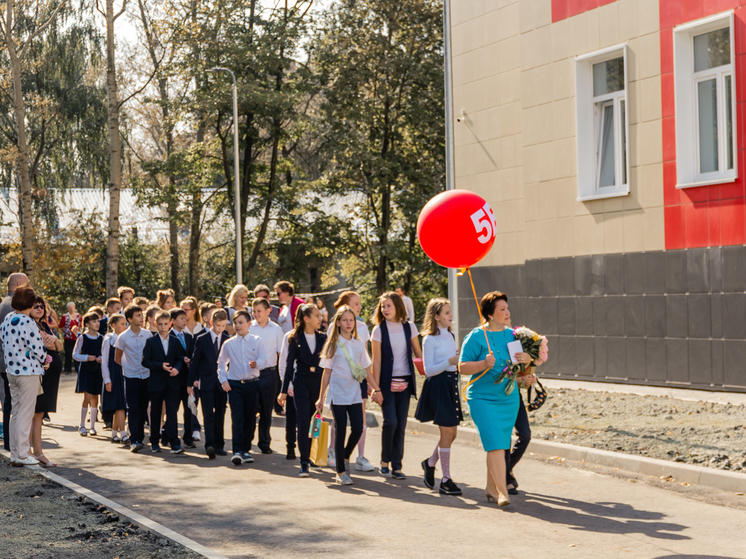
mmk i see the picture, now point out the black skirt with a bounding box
[76,362,103,395]
[102,361,127,411]
[415,371,463,427]
[36,351,61,413]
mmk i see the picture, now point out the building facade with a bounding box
[451,0,746,391]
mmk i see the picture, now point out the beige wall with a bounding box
[451,0,664,266]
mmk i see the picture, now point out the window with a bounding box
[575,45,630,201]
[673,11,736,188]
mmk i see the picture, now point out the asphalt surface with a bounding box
[31,375,746,558]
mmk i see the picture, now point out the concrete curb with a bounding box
[367,411,746,493]
[0,450,228,559]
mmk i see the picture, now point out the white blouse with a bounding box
[101,332,117,385]
[319,337,371,405]
[422,327,458,377]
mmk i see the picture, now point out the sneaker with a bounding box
[151,444,162,453]
[241,452,254,464]
[299,463,310,477]
[336,472,354,485]
[439,478,463,496]
[206,446,216,460]
[14,456,40,466]
[421,458,436,489]
[192,430,201,442]
[327,448,336,465]
[286,448,296,460]
[130,442,144,453]
[170,445,184,454]
[88,428,97,437]
[42,413,51,423]
[231,453,243,466]
[379,466,391,477]
[79,426,87,436]
[391,470,406,480]
[355,456,376,472]
[184,441,196,449]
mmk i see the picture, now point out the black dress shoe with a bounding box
[286,448,296,460]
[439,478,463,496]
[261,448,273,455]
[206,446,216,459]
[508,486,519,495]
[421,458,435,489]
[131,442,144,453]
[215,448,227,456]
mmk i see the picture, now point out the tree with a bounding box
[0,0,66,282]
[314,0,446,300]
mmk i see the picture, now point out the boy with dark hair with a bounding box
[142,311,186,454]
[189,309,229,458]
[169,307,198,447]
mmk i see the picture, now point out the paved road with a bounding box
[35,375,746,558]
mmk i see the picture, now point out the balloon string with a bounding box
[461,267,493,401]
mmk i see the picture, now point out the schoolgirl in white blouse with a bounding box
[414,298,463,496]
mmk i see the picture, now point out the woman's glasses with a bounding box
[32,305,44,310]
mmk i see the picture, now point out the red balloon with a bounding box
[417,189,497,268]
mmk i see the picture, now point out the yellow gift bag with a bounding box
[309,417,330,467]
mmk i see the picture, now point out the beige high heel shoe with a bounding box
[485,490,511,507]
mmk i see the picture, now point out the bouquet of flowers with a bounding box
[496,326,549,395]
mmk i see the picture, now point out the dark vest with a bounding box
[379,321,416,397]
[79,334,103,376]
[107,336,122,379]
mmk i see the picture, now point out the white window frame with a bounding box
[673,11,737,189]
[575,44,630,202]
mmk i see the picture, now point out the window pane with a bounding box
[598,104,615,187]
[620,99,627,185]
[698,78,719,173]
[694,27,730,72]
[593,57,624,96]
[725,74,733,170]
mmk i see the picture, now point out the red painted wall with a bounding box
[551,0,617,22]
[661,1,746,248]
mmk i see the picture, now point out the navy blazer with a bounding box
[142,333,187,393]
[281,330,327,393]
[189,330,230,392]
[170,328,194,387]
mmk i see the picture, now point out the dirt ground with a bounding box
[0,459,201,559]
[402,376,746,472]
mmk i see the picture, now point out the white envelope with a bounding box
[507,340,523,365]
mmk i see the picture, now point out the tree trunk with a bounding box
[5,2,35,282]
[104,0,122,297]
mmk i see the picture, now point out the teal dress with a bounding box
[460,327,519,451]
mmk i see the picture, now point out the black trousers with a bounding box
[331,403,363,474]
[506,393,531,483]
[227,379,259,454]
[292,373,321,467]
[63,339,76,373]
[253,367,278,451]
[200,388,227,451]
[381,389,411,471]
[2,372,11,451]
[150,387,180,447]
[125,377,149,444]
[285,395,296,451]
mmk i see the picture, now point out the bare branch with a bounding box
[113,0,129,21]
[18,0,68,57]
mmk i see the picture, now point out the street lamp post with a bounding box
[208,67,243,285]
[443,1,458,335]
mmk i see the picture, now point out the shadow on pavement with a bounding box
[517,491,690,540]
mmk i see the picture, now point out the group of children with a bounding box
[62,281,528,497]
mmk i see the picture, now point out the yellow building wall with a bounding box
[451,0,664,267]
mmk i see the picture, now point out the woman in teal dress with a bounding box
[459,291,531,507]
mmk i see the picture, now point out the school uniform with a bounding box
[171,328,198,445]
[113,327,151,446]
[415,328,462,427]
[142,332,186,449]
[282,330,327,468]
[190,329,229,454]
[278,331,297,455]
[249,319,284,452]
[218,333,268,456]
[101,333,126,412]
[372,321,418,472]
[74,333,104,395]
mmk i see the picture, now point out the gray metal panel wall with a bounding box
[456,246,746,392]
